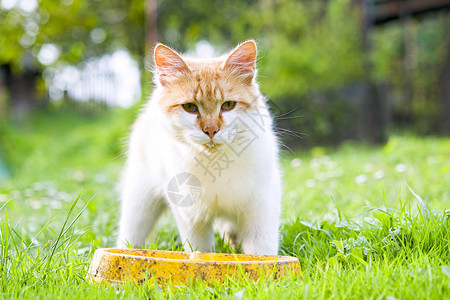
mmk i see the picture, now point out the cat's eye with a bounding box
[221,101,237,112]
[182,103,199,114]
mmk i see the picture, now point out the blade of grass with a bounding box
[43,191,83,279]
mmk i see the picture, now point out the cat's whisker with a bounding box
[279,142,295,154]
[275,115,304,121]
[273,106,302,119]
[274,127,305,140]
[111,152,126,161]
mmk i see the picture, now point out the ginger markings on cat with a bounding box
[117,40,282,255]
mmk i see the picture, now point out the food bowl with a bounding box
[88,248,301,285]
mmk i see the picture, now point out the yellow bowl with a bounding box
[88,248,301,285]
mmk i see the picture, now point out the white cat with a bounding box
[117,40,281,255]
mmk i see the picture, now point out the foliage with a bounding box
[371,13,450,133]
[158,0,364,99]
[157,0,370,144]
[0,0,144,71]
[0,110,449,298]
[2,0,450,139]
[157,0,450,138]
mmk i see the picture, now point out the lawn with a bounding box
[0,109,449,299]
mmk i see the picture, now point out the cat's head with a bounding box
[153,40,264,152]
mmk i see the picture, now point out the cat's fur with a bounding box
[117,40,281,255]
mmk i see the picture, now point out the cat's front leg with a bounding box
[171,207,215,252]
[117,198,165,249]
[239,215,280,255]
[117,166,165,248]
[238,190,281,255]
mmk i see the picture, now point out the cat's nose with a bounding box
[203,127,219,139]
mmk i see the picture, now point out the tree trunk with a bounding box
[144,0,158,85]
[439,33,450,135]
[0,66,8,119]
[4,65,38,121]
[145,0,158,50]
[400,3,414,123]
[356,0,387,144]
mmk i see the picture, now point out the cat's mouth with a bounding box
[205,141,217,148]
[203,141,222,151]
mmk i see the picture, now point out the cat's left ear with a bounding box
[154,44,191,86]
[224,40,257,83]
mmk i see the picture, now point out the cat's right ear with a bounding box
[224,40,257,84]
[154,44,190,86]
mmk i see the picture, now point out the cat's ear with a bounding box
[154,44,190,86]
[224,40,257,83]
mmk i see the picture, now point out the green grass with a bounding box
[0,109,449,299]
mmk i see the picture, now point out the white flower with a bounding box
[305,179,316,188]
[395,164,407,173]
[355,174,368,185]
[290,158,301,168]
[373,170,385,180]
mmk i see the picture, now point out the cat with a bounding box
[117,40,282,255]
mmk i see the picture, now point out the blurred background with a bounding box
[1,0,450,143]
[0,0,449,248]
